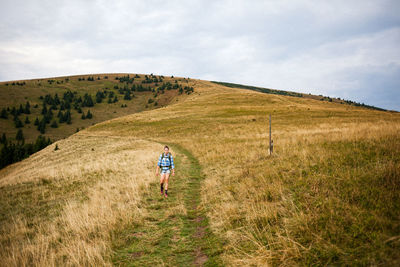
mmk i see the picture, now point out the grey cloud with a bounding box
[0,0,399,110]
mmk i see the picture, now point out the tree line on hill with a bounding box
[0,90,97,134]
[211,81,387,111]
[114,74,165,85]
[0,131,52,169]
[211,81,303,98]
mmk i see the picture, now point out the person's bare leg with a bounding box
[164,173,170,197]
[160,173,165,194]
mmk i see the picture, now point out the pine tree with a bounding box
[38,118,46,134]
[83,94,94,107]
[0,133,6,144]
[63,110,71,124]
[25,116,30,124]
[50,120,58,128]
[25,101,31,114]
[34,117,39,126]
[96,91,104,103]
[44,110,53,124]
[0,108,7,119]
[81,113,86,119]
[19,104,24,114]
[54,93,60,105]
[41,103,47,115]
[86,109,92,119]
[59,112,64,123]
[16,129,24,141]
[124,90,131,100]
[14,117,23,128]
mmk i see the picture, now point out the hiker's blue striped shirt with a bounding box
[157,153,175,170]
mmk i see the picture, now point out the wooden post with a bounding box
[269,114,272,155]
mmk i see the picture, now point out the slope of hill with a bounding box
[0,73,193,143]
[0,73,195,169]
[1,78,399,266]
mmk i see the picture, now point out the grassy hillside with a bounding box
[0,73,193,143]
[1,78,399,266]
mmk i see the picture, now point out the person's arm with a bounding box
[171,155,175,176]
[156,155,161,176]
[156,165,160,176]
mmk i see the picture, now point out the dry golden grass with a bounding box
[88,80,400,265]
[1,78,399,266]
[0,134,162,266]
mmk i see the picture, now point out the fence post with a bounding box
[269,114,272,155]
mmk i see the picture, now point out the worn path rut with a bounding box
[112,143,223,266]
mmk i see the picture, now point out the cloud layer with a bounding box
[1,0,399,110]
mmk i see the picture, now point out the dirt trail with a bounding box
[112,143,223,266]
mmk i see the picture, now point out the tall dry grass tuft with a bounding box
[0,134,161,266]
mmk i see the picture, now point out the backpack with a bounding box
[160,153,172,169]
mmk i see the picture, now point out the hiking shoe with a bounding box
[164,193,168,198]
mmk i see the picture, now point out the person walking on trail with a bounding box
[156,145,175,198]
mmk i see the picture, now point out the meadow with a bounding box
[1,78,399,266]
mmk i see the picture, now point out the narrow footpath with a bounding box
[112,144,223,266]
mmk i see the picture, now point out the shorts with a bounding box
[160,169,171,174]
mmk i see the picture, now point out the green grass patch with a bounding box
[112,143,224,266]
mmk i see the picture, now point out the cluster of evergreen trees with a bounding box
[81,110,92,120]
[180,86,194,95]
[115,75,135,84]
[142,74,163,84]
[0,90,98,135]
[77,76,101,81]
[33,91,98,133]
[0,102,31,129]
[114,84,152,100]
[0,132,52,169]
[115,74,166,85]
[5,81,26,86]
[87,76,101,81]
[0,87,124,135]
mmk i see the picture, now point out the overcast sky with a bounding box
[1,0,399,111]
